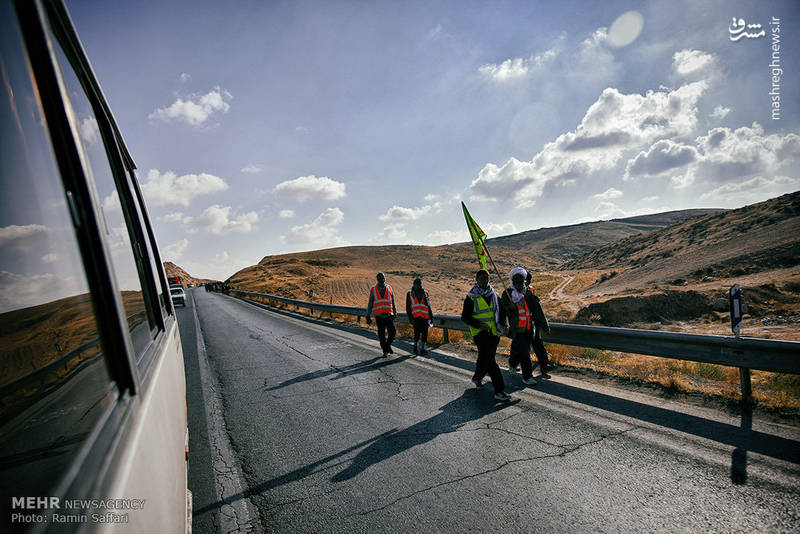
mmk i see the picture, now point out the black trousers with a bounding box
[509,329,534,379]
[375,315,396,352]
[531,332,550,369]
[412,317,429,344]
[471,331,504,393]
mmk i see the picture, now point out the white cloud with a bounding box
[470,81,708,207]
[377,223,407,241]
[479,46,558,83]
[141,169,228,207]
[469,157,543,207]
[273,175,346,202]
[241,164,263,174]
[158,211,185,222]
[641,195,660,202]
[0,270,83,313]
[484,222,518,235]
[101,191,121,214]
[427,229,463,244]
[41,253,58,264]
[163,238,189,260]
[592,188,623,200]
[180,73,191,82]
[710,105,731,120]
[378,203,439,222]
[79,117,99,144]
[0,224,48,249]
[673,49,714,78]
[281,208,346,246]
[148,86,232,126]
[279,210,295,219]
[624,140,700,179]
[572,28,621,85]
[479,58,530,82]
[424,194,440,202]
[183,205,258,235]
[699,175,800,203]
[692,123,800,183]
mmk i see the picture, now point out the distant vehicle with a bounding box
[0,1,189,531]
[187,283,194,288]
[171,287,187,307]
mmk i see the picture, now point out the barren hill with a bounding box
[488,209,721,264]
[564,190,800,296]
[228,209,723,316]
[163,262,211,286]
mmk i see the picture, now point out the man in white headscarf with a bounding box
[500,267,540,386]
[526,270,553,376]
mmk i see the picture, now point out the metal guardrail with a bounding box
[230,288,800,402]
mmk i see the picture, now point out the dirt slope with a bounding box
[163,262,212,286]
[564,191,800,296]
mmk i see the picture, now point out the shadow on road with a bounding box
[331,390,519,482]
[191,390,517,517]
[266,355,412,391]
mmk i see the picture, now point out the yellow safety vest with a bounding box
[469,295,498,337]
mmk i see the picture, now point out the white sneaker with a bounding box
[471,378,483,389]
[522,377,538,386]
[494,392,511,401]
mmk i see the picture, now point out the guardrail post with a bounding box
[443,328,449,343]
[739,367,753,405]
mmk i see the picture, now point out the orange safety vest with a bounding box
[371,284,394,315]
[410,293,429,319]
[517,297,531,330]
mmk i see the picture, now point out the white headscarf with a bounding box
[508,267,527,304]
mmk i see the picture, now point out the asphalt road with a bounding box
[181,289,800,533]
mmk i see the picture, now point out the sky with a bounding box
[65,0,800,280]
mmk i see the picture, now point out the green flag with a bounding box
[462,202,488,269]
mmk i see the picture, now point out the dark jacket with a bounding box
[500,287,549,338]
[460,291,507,336]
[406,289,433,322]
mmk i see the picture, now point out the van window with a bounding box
[0,4,117,503]
[51,39,158,356]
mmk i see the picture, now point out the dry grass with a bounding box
[543,343,800,412]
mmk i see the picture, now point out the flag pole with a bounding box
[481,236,504,288]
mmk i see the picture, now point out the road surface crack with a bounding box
[349,425,637,518]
